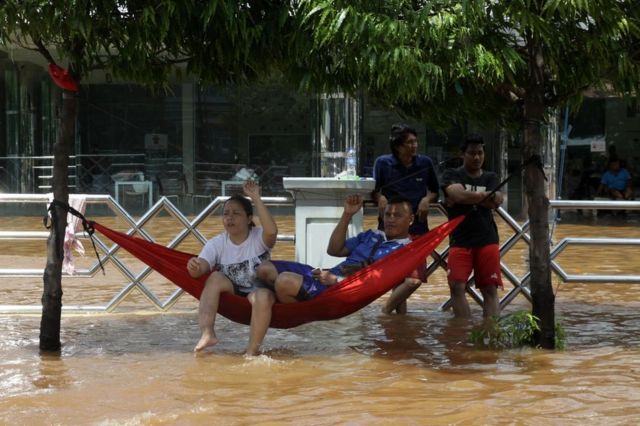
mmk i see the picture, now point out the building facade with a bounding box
[2,46,637,215]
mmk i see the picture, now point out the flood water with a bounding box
[2,209,640,425]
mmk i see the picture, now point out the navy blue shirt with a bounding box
[373,154,439,235]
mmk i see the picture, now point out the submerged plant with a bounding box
[554,317,566,350]
[470,310,566,350]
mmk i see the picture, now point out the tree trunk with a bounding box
[39,91,77,351]
[524,35,555,349]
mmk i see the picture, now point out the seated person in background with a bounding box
[598,158,633,200]
[256,195,421,306]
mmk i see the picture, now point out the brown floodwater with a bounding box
[1,209,640,425]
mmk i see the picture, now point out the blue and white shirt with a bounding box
[329,229,410,277]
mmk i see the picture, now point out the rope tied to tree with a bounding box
[474,154,547,209]
[44,199,105,275]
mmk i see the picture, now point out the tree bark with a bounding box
[524,34,555,349]
[39,91,77,351]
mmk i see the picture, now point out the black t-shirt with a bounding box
[440,167,500,247]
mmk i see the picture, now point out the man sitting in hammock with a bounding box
[256,194,422,304]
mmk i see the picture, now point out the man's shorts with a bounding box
[272,260,330,301]
[447,244,503,288]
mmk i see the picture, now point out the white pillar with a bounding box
[283,177,375,268]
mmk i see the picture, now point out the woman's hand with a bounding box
[242,180,261,201]
[187,257,203,277]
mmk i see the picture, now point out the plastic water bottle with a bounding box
[345,148,357,177]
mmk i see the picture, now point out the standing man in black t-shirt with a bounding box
[441,135,504,318]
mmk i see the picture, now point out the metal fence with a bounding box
[1,195,639,314]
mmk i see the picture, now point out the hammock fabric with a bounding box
[92,216,463,329]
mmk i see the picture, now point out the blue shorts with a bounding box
[272,260,330,301]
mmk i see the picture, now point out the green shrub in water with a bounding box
[470,310,566,349]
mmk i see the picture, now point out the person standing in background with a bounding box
[441,134,503,318]
[372,123,440,314]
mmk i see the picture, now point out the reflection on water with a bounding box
[1,213,640,424]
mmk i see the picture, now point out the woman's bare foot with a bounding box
[194,331,219,352]
[244,344,261,357]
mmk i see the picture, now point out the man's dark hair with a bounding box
[387,195,413,212]
[389,123,417,156]
[460,133,485,152]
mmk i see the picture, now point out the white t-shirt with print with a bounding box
[198,227,270,294]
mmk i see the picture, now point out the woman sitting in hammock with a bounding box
[257,194,421,309]
[186,181,277,355]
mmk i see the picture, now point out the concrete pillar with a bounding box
[182,83,196,196]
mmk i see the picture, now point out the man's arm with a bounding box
[311,268,340,285]
[597,183,607,196]
[624,173,633,199]
[381,277,422,314]
[372,157,388,215]
[444,183,493,205]
[327,195,363,257]
[479,191,504,209]
[416,190,439,223]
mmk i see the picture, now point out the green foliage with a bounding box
[554,316,566,350]
[470,311,540,349]
[289,0,640,130]
[0,0,293,87]
[470,310,566,350]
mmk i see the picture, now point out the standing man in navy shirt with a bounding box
[373,123,440,314]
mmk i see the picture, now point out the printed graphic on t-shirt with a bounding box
[219,251,270,291]
[464,184,487,193]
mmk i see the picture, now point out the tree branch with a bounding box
[33,39,56,64]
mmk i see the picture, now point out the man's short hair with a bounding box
[387,195,413,212]
[460,133,485,152]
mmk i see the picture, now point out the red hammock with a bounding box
[92,216,463,329]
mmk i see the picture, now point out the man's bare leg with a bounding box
[449,281,471,318]
[195,272,233,352]
[274,272,303,303]
[382,279,422,314]
[255,261,279,288]
[245,288,276,356]
[394,300,408,315]
[480,286,500,318]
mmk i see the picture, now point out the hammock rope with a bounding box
[46,199,105,275]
